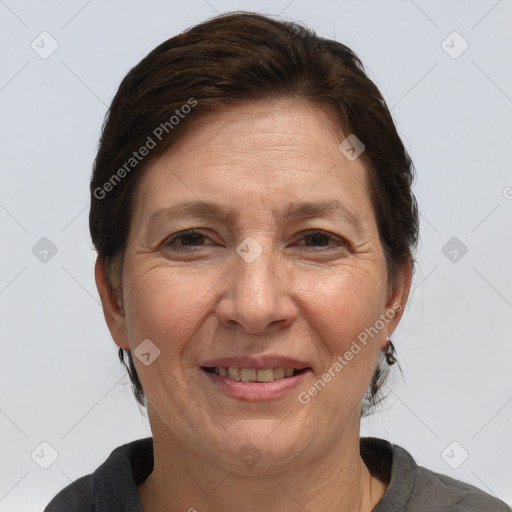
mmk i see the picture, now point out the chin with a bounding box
[211,418,310,472]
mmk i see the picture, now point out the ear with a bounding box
[381,260,413,349]
[94,256,130,350]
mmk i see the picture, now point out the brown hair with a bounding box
[89,11,418,410]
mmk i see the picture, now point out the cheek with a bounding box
[299,267,387,400]
[121,264,224,404]
[300,274,385,410]
[300,265,387,344]
[122,264,218,356]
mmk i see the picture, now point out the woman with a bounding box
[45,12,509,512]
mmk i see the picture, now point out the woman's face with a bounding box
[101,99,409,470]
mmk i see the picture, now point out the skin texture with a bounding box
[96,99,411,512]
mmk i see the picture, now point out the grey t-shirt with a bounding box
[44,437,509,511]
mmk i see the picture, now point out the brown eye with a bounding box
[164,230,209,250]
[178,232,206,246]
[303,232,331,247]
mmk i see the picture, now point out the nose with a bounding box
[215,245,297,334]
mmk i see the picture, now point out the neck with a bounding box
[139,409,386,512]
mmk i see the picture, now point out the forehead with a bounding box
[174,98,345,161]
[131,99,374,227]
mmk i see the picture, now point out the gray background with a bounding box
[1,0,511,509]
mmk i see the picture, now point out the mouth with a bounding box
[200,360,312,401]
[199,356,313,401]
[201,366,310,382]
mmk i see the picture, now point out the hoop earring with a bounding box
[385,338,397,366]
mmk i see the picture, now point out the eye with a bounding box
[303,232,330,247]
[296,230,348,251]
[162,230,211,250]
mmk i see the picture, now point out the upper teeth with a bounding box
[213,367,296,382]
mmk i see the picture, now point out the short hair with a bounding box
[89,11,419,410]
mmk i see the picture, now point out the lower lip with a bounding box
[201,368,311,401]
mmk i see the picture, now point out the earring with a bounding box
[385,338,397,365]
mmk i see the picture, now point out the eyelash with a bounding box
[162,229,348,252]
[163,230,209,251]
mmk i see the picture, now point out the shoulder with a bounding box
[44,438,153,512]
[44,475,95,512]
[362,438,510,512]
[410,462,510,511]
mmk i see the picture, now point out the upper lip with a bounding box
[200,356,311,370]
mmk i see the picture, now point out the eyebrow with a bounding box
[147,201,235,225]
[281,200,364,232]
[146,199,365,234]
